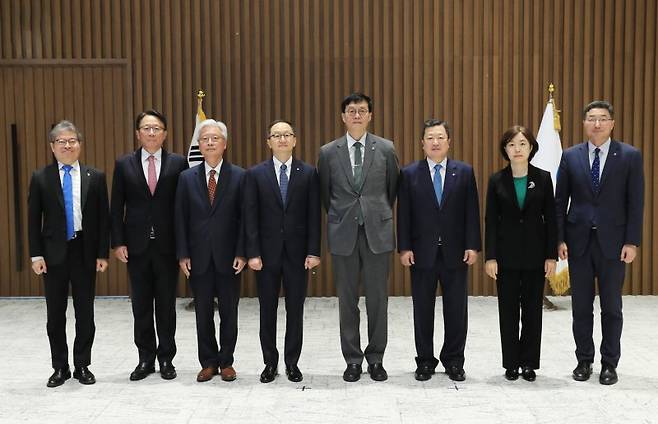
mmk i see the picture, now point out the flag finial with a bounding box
[547,83,561,132]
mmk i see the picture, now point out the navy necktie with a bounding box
[62,165,75,240]
[279,163,288,203]
[591,147,601,193]
[433,164,443,205]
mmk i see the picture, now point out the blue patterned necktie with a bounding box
[62,165,75,240]
[433,164,443,205]
[279,163,288,203]
[591,147,601,193]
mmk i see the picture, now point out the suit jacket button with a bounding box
[519,219,524,223]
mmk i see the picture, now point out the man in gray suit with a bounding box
[318,92,400,382]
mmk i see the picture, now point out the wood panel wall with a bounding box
[1,0,657,296]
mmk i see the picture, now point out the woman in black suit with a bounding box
[485,125,557,381]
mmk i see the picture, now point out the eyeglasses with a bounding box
[53,138,80,146]
[268,133,295,141]
[199,135,224,144]
[585,117,612,124]
[139,126,165,134]
[344,108,370,117]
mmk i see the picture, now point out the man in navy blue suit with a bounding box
[244,119,321,383]
[397,119,481,382]
[175,119,246,383]
[556,100,644,385]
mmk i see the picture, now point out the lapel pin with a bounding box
[613,152,617,156]
[452,173,456,176]
[528,181,535,189]
[87,171,91,177]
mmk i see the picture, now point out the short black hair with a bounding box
[583,100,614,118]
[266,119,296,138]
[499,125,539,162]
[341,92,373,113]
[422,119,451,139]
[135,109,167,131]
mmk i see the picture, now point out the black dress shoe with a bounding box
[505,368,519,381]
[73,366,96,385]
[130,362,156,381]
[521,366,536,382]
[260,364,278,383]
[47,367,71,388]
[367,363,388,381]
[572,361,593,381]
[599,363,618,385]
[414,364,435,381]
[285,365,303,382]
[343,364,362,382]
[160,361,177,380]
[445,365,466,382]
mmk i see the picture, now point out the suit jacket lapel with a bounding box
[576,142,594,195]
[131,148,151,197]
[47,164,65,209]
[285,159,303,210]
[154,149,169,196]
[80,164,91,210]
[211,161,231,214]
[441,159,458,208]
[522,166,541,212]
[358,135,375,192]
[418,159,440,210]
[598,140,619,191]
[336,137,358,193]
[194,163,212,213]
[500,166,520,211]
[266,159,284,209]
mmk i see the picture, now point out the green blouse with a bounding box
[513,176,527,209]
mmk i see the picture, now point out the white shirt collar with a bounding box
[588,138,611,155]
[273,156,292,170]
[58,160,80,171]
[205,159,223,176]
[142,148,162,162]
[427,156,447,170]
[346,132,367,148]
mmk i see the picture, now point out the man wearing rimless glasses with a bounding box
[111,110,188,382]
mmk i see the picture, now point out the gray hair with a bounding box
[196,119,228,143]
[49,120,83,143]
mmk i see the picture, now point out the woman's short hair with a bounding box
[499,125,539,162]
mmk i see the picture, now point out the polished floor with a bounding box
[0,295,657,423]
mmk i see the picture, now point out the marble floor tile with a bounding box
[0,296,656,423]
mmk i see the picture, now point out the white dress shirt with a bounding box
[588,138,611,179]
[346,132,368,175]
[141,148,162,181]
[272,156,292,185]
[427,157,447,191]
[205,160,223,185]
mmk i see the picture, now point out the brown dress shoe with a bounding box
[220,366,237,381]
[197,367,218,382]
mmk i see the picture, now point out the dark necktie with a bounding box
[208,169,217,204]
[591,147,601,193]
[279,163,288,203]
[433,164,443,205]
[62,165,75,240]
[353,142,363,186]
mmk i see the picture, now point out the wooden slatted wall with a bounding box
[1,0,657,296]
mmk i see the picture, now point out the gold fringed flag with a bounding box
[187,90,207,167]
[531,83,569,295]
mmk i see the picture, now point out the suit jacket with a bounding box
[244,158,321,267]
[110,148,188,255]
[175,161,245,276]
[484,164,557,269]
[317,133,399,255]
[555,140,644,259]
[397,158,481,269]
[28,162,110,268]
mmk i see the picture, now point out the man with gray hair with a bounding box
[28,120,110,387]
[175,119,246,382]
